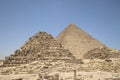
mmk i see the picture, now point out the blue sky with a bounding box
[0,0,120,59]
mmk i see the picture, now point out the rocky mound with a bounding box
[1,58,120,75]
[83,47,120,59]
[3,32,74,66]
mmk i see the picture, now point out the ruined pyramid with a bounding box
[3,32,74,66]
[84,47,120,59]
[56,24,105,58]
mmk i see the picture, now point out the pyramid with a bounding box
[56,24,105,58]
[3,32,74,66]
[84,47,120,59]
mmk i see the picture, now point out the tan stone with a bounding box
[56,24,105,58]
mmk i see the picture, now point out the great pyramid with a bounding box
[56,24,105,58]
[3,32,74,66]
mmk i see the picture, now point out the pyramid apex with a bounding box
[66,24,80,30]
[67,24,77,27]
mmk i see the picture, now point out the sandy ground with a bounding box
[0,71,120,80]
[0,74,38,80]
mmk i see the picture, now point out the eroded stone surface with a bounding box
[3,32,74,67]
[84,47,120,59]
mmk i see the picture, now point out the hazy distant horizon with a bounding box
[0,0,120,59]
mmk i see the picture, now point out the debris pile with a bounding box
[84,47,120,59]
[3,32,74,66]
[1,58,120,75]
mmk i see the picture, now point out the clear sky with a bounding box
[0,0,120,59]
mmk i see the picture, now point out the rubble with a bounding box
[3,32,75,67]
[0,60,3,67]
[83,47,120,59]
[1,58,120,75]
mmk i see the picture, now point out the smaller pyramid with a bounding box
[3,32,74,66]
[56,24,105,58]
[84,47,120,59]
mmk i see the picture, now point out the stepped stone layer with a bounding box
[84,47,120,59]
[56,24,105,58]
[3,32,74,66]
